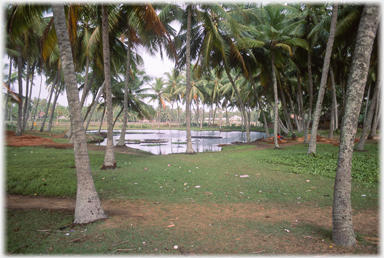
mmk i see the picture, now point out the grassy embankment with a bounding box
[5,128,379,255]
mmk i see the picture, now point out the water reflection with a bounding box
[91,129,266,155]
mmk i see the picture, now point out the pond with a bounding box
[91,129,266,155]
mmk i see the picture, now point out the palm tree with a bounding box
[116,3,176,145]
[307,4,338,155]
[332,4,379,247]
[149,77,170,129]
[101,5,116,169]
[237,4,309,148]
[164,68,184,127]
[52,3,108,224]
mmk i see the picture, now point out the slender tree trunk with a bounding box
[15,46,23,136]
[367,86,380,139]
[113,107,123,129]
[368,33,381,139]
[332,4,379,247]
[30,74,43,130]
[329,82,335,139]
[99,104,106,133]
[25,62,37,129]
[22,57,30,132]
[52,4,108,224]
[307,4,338,154]
[297,71,305,134]
[5,58,12,123]
[363,82,371,126]
[101,5,116,169]
[40,74,58,132]
[85,82,105,132]
[278,81,293,133]
[225,69,250,142]
[271,49,279,148]
[305,49,314,143]
[117,26,132,146]
[355,76,379,150]
[185,5,195,154]
[47,84,61,132]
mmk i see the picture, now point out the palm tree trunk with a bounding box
[47,84,61,132]
[30,73,43,130]
[332,4,379,247]
[40,74,58,132]
[368,34,381,139]
[84,82,105,132]
[52,4,107,224]
[355,76,379,150]
[25,61,37,130]
[99,105,106,133]
[22,57,30,132]
[304,48,314,143]
[185,5,195,154]
[297,71,305,133]
[307,3,338,154]
[117,26,132,146]
[271,49,279,148]
[15,46,23,136]
[278,81,293,133]
[5,57,12,123]
[101,5,116,169]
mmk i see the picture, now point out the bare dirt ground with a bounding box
[5,130,379,254]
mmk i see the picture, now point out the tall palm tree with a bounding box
[332,4,379,247]
[101,5,116,169]
[116,3,176,145]
[164,68,184,127]
[149,77,170,129]
[237,4,309,148]
[52,3,108,224]
[307,4,338,155]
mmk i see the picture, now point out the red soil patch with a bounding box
[5,130,73,149]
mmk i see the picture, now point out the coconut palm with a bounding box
[149,77,170,129]
[332,4,379,247]
[52,3,108,224]
[307,4,338,155]
[164,68,184,127]
[237,4,309,148]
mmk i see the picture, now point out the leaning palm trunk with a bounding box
[185,5,195,154]
[368,88,380,139]
[307,4,338,154]
[85,82,105,132]
[332,4,379,247]
[101,6,116,169]
[355,76,379,150]
[52,4,108,224]
[368,35,381,139]
[117,27,132,146]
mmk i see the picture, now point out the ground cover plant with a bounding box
[5,131,379,255]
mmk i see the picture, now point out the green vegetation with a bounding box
[260,143,379,187]
[5,132,379,254]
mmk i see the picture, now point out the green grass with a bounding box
[5,133,379,254]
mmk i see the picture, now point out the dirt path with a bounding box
[6,194,378,245]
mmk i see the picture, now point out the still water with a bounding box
[92,129,266,155]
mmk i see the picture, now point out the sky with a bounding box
[3,51,176,108]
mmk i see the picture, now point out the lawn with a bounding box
[4,129,379,255]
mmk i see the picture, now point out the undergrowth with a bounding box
[260,148,379,188]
